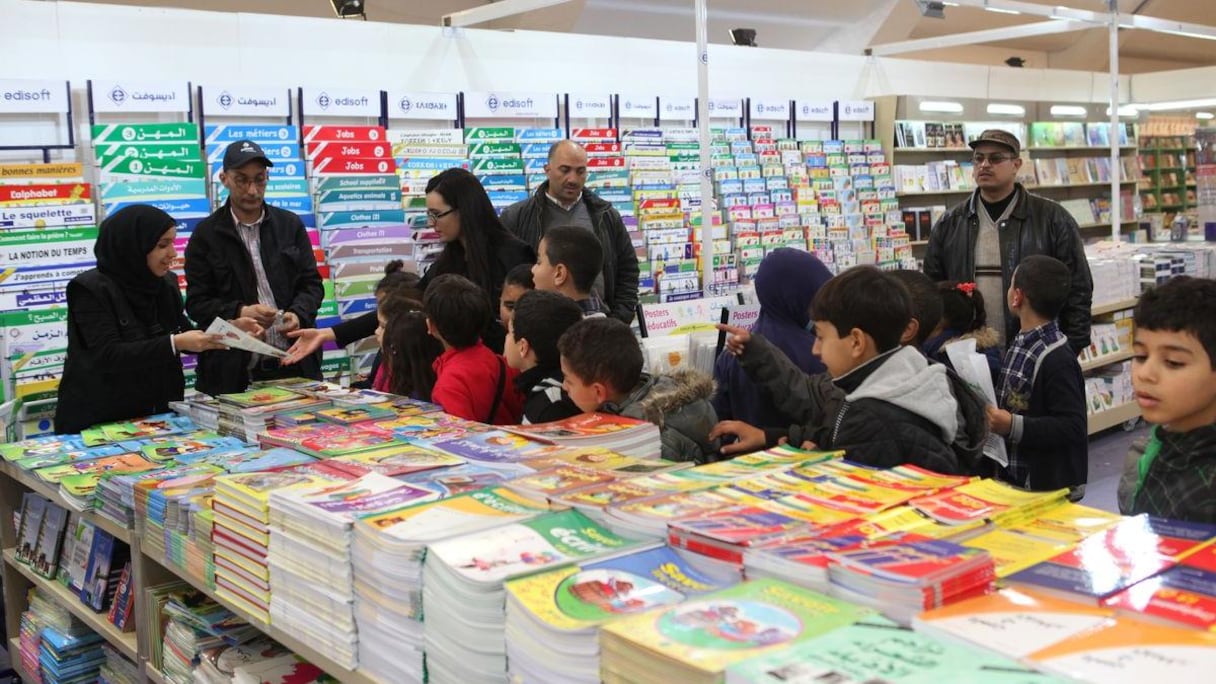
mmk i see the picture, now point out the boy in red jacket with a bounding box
[424,274,524,424]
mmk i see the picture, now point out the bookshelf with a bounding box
[1139,135,1197,219]
[1087,401,1141,434]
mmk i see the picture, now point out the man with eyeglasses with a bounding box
[924,129,1093,353]
[185,139,324,395]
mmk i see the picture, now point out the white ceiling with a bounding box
[55,0,1216,74]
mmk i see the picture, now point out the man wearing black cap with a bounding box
[185,139,324,395]
[923,129,1093,353]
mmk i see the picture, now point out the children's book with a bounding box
[0,435,84,462]
[501,412,652,442]
[1027,617,1216,682]
[11,444,130,471]
[297,429,405,458]
[314,404,396,425]
[31,502,69,579]
[61,517,97,592]
[326,445,464,477]
[599,578,874,678]
[1002,501,1121,543]
[960,528,1072,578]
[913,587,1114,658]
[506,465,619,500]
[1103,542,1216,630]
[397,460,531,496]
[88,413,195,444]
[80,529,125,611]
[201,446,317,473]
[909,479,1067,525]
[215,386,304,409]
[356,487,550,545]
[427,429,541,463]
[16,493,48,564]
[137,433,246,463]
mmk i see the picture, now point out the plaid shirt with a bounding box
[997,320,1064,484]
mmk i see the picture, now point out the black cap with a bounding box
[222,140,274,171]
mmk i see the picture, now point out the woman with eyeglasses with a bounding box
[285,168,534,363]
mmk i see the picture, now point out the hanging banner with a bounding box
[661,96,696,121]
[706,98,743,118]
[91,80,190,113]
[749,98,790,120]
[795,100,835,122]
[0,79,69,114]
[568,94,612,118]
[619,95,658,119]
[386,91,458,120]
[464,91,557,119]
[839,100,876,122]
[201,85,290,118]
[301,87,380,117]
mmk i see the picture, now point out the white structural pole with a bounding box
[695,0,714,293]
[1109,0,1121,240]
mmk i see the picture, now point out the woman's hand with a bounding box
[282,327,335,365]
[229,317,265,338]
[174,331,227,353]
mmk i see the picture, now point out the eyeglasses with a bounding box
[426,208,455,223]
[971,153,1017,166]
[230,175,268,188]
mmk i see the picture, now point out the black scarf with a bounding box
[94,204,178,330]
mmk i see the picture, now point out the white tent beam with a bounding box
[442,0,579,27]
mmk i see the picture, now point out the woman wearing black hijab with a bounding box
[54,205,256,434]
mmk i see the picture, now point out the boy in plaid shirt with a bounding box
[988,255,1088,499]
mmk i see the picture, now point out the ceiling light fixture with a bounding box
[1197,112,1215,120]
[919,100,965,113]
[914,1,947,19]
[1050,105,1088,117]
[987,103,1025,116]
[1105,105,1139,117]
[1137,98,1216,111]
[330,0,365,19]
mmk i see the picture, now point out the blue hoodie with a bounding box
[713,248,833,428]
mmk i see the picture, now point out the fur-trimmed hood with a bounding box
[605,369,720,463]
[940,326,1001,350]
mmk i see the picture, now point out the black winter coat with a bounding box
[499,181,640,324]
[184,202,324,396]
[54,271,189,434]
[923,185,1094,353]
[1003,342,1088,491]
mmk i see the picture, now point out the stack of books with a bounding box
[502,413,663,460]
[266,473,437,668]
[505,543,737,684]
[350,488,550,683]
[1104,539,1216,630]
[422,509,641,683]
[210,471,347,621]
[598,578,874,684]
[826,538,996,623]
[38,623,106,684]
[97,644,139,684]
[215,387,331,441]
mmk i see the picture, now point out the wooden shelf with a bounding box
[897,180,1136,197]
[1088,401,1141,435]
[1028,145,1137,152]
[145,662,170,684]
[1092,297,1139,316]
[893,147,973,153]
[141,547,376,684]
[0,462,131,543]
[7,637,32,683]
[2,548,138,661]
[1080,349,1133,372]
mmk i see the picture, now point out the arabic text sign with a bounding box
[91,80,190,113]
[201,84,290,117]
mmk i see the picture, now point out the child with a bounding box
[923,281,1003,384]
[557,317,718,462]
[713,248,832,429]
[423,274,524,424]
[355,260,421,389]
[499,263,534,328]
[1118,276,1216,523]
[890,269,943,347]
[370,291,422,392]
[711,266,971,474]
[987,255,1087,497]
[381,310,442,401]
[505,290,584,424]
[532,225,607,318]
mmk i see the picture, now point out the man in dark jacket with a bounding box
[499,140,639,324]
[185,140,324,396]
[923,129,1093,353]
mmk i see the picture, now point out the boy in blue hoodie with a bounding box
[712,248,832,429]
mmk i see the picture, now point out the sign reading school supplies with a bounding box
[839,100,876,122]
[301,87,381,117]
[0,79,69,114]
[619,95,658,119]
[464,91,557,119]
[386,91,457,120]
[750,98,791,120]
[568,94,612,118]
[91,80,190,113]
[201,85,290,117]
[796,100,835,122]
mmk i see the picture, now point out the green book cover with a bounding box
[93,143,201,166]
[91,122,199,145]
[464,127,515,142]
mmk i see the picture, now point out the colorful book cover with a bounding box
[509,465,618,497]
[828,538,991,584]
[259,422,351,448]
[201,447,316,473]
[912,587,1114,658]
[11,444,129,471]
[365,412,485,442]
[356,487,549,544]
[314,404,396,425]
[326,446,463,477]
[1027,617,1216,682]
[298,430,405,458]
[910,479,1066,525]
[501,412,651,442]
[90,413,195,444]
[427,429,540,463]
[961,528,1072,578]
[216,386,303,409]
[0,434,84,462]
[272,472,439,520]
[600,578,874,674]
[34,452,157,484]
[16,494,48,564]
[137,433,246,463]
[506,544,733,631]
[427,509,639,585]
[1003,502,1121,543]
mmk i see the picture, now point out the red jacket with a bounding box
[431,343,524,425]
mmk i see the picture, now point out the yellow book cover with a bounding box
[1028,616,1216,681]
[356,487,548,543]
[558,479,675,509]
[213,471,329,509]
[1004,502,1121,544]
[520,447,638,471]
[961,528,1072,577]
[506,544,729,632]
[599,578,873,674]
[913,587,1113,658]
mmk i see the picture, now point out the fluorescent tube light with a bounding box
[987,103,1025,116]
[1050,105,1088,117]
[919,100,964,113]
[1197,112,1215,120]
[1138,98,1216,112]
[986,7,1021,14]
[1104,105,1138,117]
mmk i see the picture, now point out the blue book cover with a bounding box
[204,446,317,473]
[426,429,537,463]
[204,124,298,145]
[205,141,300,163]
[319,209,406,229]
[209,160,304,181]
[398,460,531,496]
[516,127,564,142]
[108,197,212,219]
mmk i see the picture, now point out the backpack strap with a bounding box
[1030,338,1070,386]
[485,356,507,424]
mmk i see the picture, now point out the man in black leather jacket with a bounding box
[923,129,1093,353]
